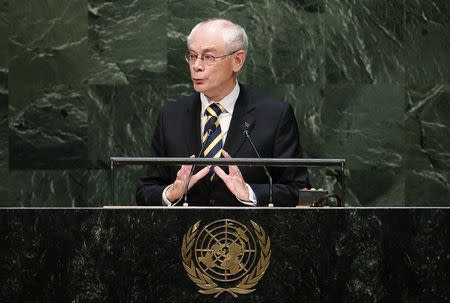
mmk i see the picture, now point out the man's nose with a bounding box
[193,57,205,71]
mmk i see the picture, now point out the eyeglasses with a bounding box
[184,50,240,65]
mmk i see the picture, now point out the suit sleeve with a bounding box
[136,110,171,205]
[249,103,310,206]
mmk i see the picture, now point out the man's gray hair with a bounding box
[187,19,248,52]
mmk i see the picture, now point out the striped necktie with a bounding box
[202,103,225,178]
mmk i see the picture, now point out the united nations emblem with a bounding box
[181,219,271,298]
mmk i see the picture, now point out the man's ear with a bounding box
[232,50,246,73]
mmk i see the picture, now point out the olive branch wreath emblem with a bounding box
[181,220,271,298]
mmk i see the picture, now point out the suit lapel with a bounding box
[223,85,256,157]
[185,93,202,156]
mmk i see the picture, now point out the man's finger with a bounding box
[221,149,239,173]
[221,149,231,158]
[190,166,209,185]
[176,168,185,179]
[177,165,190,180]
[178,155,196,179]
[181,164,191,173]
[214,166,228,182]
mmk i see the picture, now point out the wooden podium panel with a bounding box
[1,207,448,302]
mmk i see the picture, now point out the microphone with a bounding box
[241,122,273,206]
[171,128,213,207]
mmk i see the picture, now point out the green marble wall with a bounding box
[1,0,449,206]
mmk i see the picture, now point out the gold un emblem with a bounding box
[181,219,271,298]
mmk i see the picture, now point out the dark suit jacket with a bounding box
[136,84,309,206]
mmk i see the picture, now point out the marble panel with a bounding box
[319,85,406,205]
[405,85,450,171]
[87,81,166,169]
[281,85,327,157]
[7,170,88,207]
[0,0,7,67]
[8,0,89,169]
[88,0,167,85]
[9,0,88,110]
[0,85,7,204]
[325,0,405,84]
[346,168,405,206]
[246,0,325,86]
[86,169,111,206]
[0,0,7,204]
[86,166,146,206]
[114,166,146,206]
[404,0,450,84]
[167,83,193,102]
[322,84,405,170]
[404,170,450,206]
[9,85,88,169]
[0,170,8,205]
[405,85,450,205]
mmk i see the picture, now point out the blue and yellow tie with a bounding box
[202,103,225,179]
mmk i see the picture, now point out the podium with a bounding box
[1,207,448,302]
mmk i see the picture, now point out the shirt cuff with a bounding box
[162,185,182,206]
[237,183,257,206]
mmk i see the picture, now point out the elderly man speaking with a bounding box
[137,18,309,207]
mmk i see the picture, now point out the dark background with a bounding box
[1,0,449,206]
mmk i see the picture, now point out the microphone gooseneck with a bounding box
[242,125,273,206]
[171,128,213,207]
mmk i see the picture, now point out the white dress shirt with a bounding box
[162,81,257,206]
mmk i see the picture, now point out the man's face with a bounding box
[188,25,245,101]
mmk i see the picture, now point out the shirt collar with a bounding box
[200,81,240,115]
